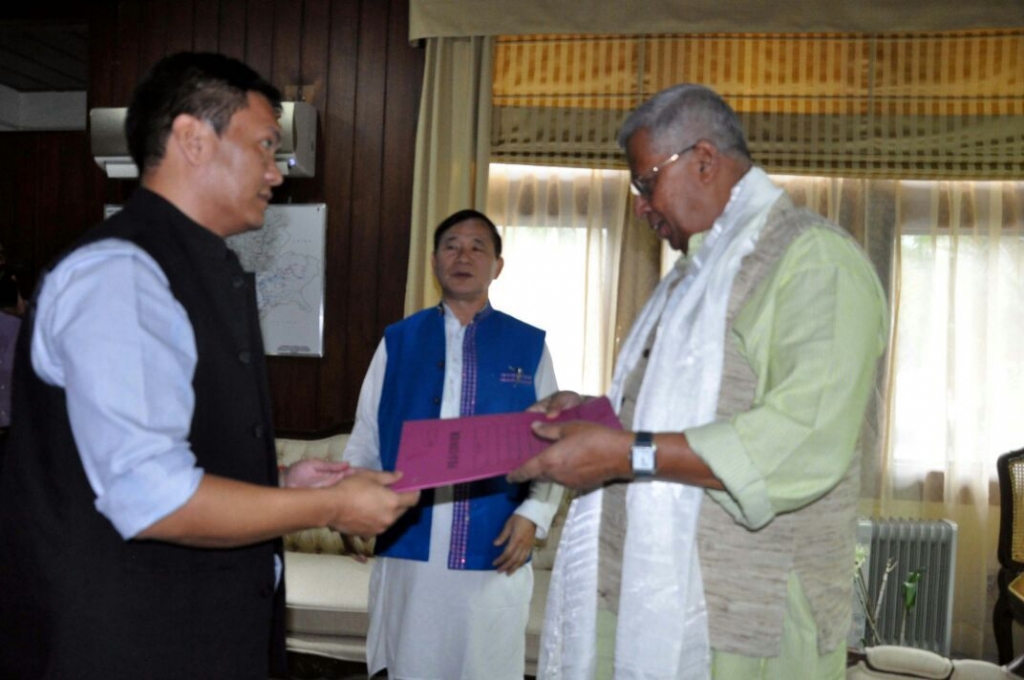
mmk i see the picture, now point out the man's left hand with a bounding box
[492,514,537,575]
[281,458,352,489]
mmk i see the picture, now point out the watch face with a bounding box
[632,444,656,474]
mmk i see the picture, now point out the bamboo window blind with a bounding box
[491,30,1024,179]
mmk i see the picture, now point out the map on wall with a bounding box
[104,203,327,358]
[226,204,326,357]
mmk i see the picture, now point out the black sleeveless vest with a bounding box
[0,188,285,679]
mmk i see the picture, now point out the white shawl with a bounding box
[538,168,783,679]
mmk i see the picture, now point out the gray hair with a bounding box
[617,83,751,161]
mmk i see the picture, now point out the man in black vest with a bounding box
[0,52,419,679]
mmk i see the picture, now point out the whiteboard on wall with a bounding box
[104,203,327,358]
[227,204,326,357]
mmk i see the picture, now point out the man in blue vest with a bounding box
[0,52,419,680]
[343,209,564,679]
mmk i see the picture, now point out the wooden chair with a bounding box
[994,447,1024,665]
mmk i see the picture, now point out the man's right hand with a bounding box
[325,469,419,537]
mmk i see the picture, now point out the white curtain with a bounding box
[876,180,1024,660]
[485,163,631,396]
[771,177,1024,659]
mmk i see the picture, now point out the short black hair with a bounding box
[125,52,283,175]
[432,209,502,258]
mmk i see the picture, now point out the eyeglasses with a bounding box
[629,142,698,198]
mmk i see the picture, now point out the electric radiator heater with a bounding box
[850,517,958,655]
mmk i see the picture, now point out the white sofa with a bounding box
[276,434,566,676]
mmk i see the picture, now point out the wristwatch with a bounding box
[630,431,657,477]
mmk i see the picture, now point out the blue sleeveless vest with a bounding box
[375,304,545,570]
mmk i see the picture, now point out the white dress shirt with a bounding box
[31,238,202,539]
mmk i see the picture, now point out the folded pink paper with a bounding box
[390,396,621,492]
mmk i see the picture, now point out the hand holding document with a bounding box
[390,396,621,492]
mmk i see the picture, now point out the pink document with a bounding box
[390,396,621,492]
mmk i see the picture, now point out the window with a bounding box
[889,181,1024,489]
[486,164,629,395]
[488,165,1024,494]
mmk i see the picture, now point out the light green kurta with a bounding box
[687,226,887,677]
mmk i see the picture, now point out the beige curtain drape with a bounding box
[404,36,494,315]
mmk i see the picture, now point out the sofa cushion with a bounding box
[285,551,372,638]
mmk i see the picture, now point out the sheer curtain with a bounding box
[485,164,631,395]
[738,177,1024,659]
[873,180,1024,659]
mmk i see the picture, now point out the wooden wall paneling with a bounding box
[346,0,389,409]
[270,0,302,106]
[290,0,329,205]
[37,134,64,262]
[376,0,422,331]
[263,0,323,432]
[319,0,362,427]
[193,0,221,53]
[266,359,320,433]
[88,2,119,107]
[0,137,37,282]
[291,0,337,425]
[0,0,424,434]
[0,132,116,296]
[244,0,274,86]
[298,0,329,113]
[112,2,142,106]
[139,1,171,75]
[12,134,100,278]
[0,140,17,246]
[90,3,133,214]
[164,0,197,55]
[260,2,319,431]
[6,138,37,283]
[54,132,105,264]
[217,0,248,61]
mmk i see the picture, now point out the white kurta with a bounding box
[344,304,562,680]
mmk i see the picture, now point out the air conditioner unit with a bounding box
[89,101,317,179]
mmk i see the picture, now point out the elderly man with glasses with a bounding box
[510,83,888,680]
